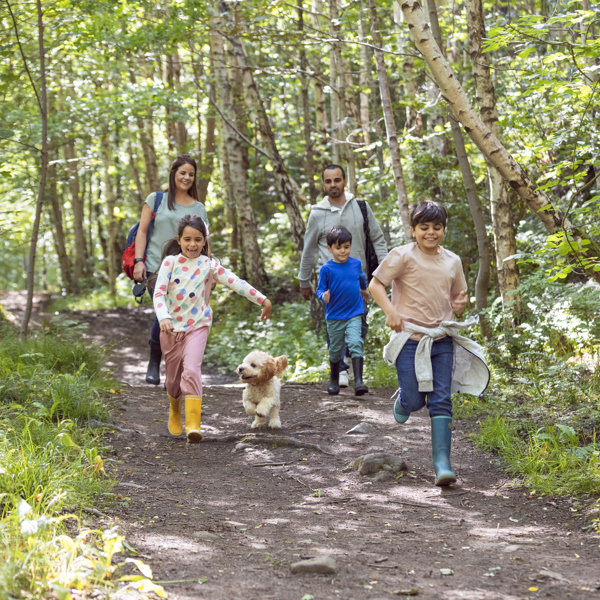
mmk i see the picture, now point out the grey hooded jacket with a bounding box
[298,193,388,287]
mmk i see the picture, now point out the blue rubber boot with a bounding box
[393,397,410,424]
[431,416,457,486]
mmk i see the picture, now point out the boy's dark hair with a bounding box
[327,226,352,246]
[322,164,346,181]
[410,201,447,228]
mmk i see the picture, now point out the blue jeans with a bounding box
[323,299,369,371]
[395,337,454,418]
[147,272,161,344]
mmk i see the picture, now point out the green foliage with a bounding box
[474,416,600,497]
[205,293,327,381]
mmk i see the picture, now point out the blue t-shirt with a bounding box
[316,258,367,321]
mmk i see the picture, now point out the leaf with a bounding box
[509,517,519,522]
[127,558,153,578]
[51,584,72,600]
[301,595,315,600]
[130,579,168,598]
[440,568,454,575]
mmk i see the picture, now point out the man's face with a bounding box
[323,168,346,199]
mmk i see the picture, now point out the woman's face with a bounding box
[174,163,195,193]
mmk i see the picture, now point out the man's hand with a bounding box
[451,291,468,316]
[159,318,174,335]
[260,299,272,321]
[322,289,331,304]
[385,310,404,332]
[133,261,146,283]
[360,289,371,302]
[299,286,312,300]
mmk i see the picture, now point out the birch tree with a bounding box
[466,0,520,304]
[399,0,600,285]
[367,0,412,242]
[210,19,267,289]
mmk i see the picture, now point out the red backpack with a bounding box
[122,192,164,279]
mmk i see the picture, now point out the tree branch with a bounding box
[5,0,42,112]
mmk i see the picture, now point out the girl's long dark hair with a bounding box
[147,215,209,289]
[166,155,199,210]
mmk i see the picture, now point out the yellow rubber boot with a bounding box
[167,394,183,436]
[185,396,203,443]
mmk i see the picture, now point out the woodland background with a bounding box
[1,1,600,595]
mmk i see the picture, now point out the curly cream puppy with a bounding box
[236,350,288,429]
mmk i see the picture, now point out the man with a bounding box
[299,164,389,386]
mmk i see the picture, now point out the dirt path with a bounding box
[3,295,600,599]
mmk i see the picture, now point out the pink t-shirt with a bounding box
[373,243,467,328]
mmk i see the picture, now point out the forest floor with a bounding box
[3,292,600,600]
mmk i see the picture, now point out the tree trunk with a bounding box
[465,0,520,304]
[47,155,72,293]
[298,0,318,204]
[427,0,492,339]
[127,59,161,193]
[127,134,144,210]
[358,0,371,146]
[399,0,600,284]
[367,0,412,242]
[310,0,328,139]
[100,131,118,297]
[210,16,267,289]
[20,0,48,340]
[64,138,86,288]
[329,0,356,194]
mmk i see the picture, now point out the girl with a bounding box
[153,214,272,443]
[133,155,210,386]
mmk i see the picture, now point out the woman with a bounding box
[133,155,209,385]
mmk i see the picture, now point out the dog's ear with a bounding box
[254,359,276,386]
[274,355,288,376]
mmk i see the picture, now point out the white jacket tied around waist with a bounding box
[383,315,490,396]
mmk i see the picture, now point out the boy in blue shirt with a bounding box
[316,226,370,396]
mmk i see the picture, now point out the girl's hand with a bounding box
[360,289,371,302]
[322,290,330,304]
[260,299,272,321]
[133,261,146,282]
[159,318,174,335]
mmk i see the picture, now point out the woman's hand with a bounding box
[260,299,272,321]
[159,318,174,335]
[133,261,147,283]
[322,290,330,304]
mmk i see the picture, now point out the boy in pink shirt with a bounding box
[369,201,468,486]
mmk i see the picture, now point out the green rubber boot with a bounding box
[393,397,410,424]
[431,416,457,486]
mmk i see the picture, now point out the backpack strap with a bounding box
[145,192,164,255]
[356,198,370,237]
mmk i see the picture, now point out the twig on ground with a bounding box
[250,462,291,467]
[387,500,432,509]
[202,433,332,454]
[87,419,140,434]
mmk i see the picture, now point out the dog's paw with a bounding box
[268,419,282,430]
[251,418,265,429]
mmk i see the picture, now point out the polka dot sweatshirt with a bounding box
[153,254,267,331]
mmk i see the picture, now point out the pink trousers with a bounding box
[160,326,210,399]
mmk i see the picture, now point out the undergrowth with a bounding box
[0,323,163,598]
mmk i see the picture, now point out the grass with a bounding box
[0,323,166,599]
